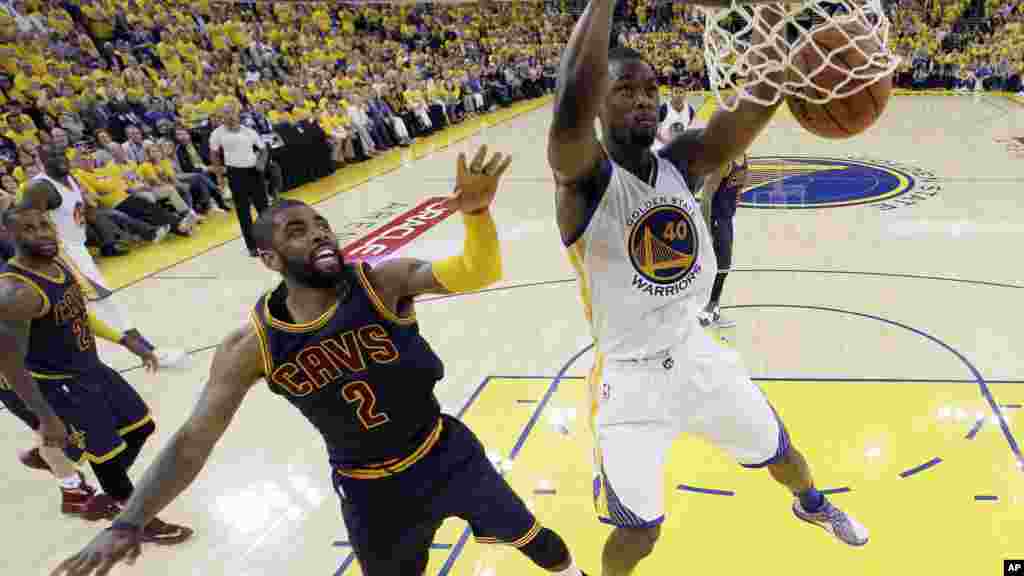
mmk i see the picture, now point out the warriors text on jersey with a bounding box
[565,155,716,359]
[0,259,100,378]
[250,263,446,478]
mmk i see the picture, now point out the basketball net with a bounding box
[698,0,901,111]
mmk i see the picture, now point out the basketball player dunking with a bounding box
[50,147,589,576]
[547,1,868,573]
[0,207,191,543]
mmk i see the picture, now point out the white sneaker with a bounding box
[155,348,188,370]
[698,309,713,328]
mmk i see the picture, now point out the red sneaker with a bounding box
[77,493,123,521]
[18,447,51,472]
[60,473,99,515]
[141,518,193,545]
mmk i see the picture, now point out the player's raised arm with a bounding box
[370,145,511,301]
[0,277,66,447]
[660,11,784,180]
[50,323,265,576]
[546,0,614,184]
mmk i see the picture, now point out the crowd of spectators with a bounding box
[2,0,1022,262]
[0,0,570,260]
[890,0,1024,91]
[614,0,1024,94]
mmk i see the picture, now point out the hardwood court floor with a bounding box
[2,93,1022,575]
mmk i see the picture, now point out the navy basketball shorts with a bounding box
[0,378,84,462]
[1,364,151,464]
[332,414,540,575]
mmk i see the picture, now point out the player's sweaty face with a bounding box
[273,206,344,289]
[604,60,659,149]
[11,210,59,259]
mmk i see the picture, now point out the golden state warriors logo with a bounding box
[740,156,941,210]
[626,196,702,296]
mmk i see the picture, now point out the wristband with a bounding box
[110,520,142,533]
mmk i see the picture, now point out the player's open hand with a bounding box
[140,351,160,373]
[50,527,142,576]
[122,334,159,373]
[446,145,512,215]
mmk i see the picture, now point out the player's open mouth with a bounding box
[312,245,340,270]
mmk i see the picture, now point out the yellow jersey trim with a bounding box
[0,272,52,318]
[261,289,337,333]
[30,371,75,380]
[248,309,274,378]
[354,265,416,326]
[85,441,128,464]
[116,414,152,436]
[335,417,442,480]
[6,259,66,284]
[56,250,99,301]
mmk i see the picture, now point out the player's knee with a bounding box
[519,527,571,570]
[610,524,661,559]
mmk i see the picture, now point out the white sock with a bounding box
[551,561,582,576]
[59,475,82,490]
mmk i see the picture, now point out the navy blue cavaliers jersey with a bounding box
[0,259,100,378]
[713,155,748,221]
[250,263,445,477]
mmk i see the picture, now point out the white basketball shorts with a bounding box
[589,329,788,528]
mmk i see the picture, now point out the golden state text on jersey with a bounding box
[625,194,703,297]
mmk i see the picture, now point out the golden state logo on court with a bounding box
[741,156,941,210]
[627,195,702,295]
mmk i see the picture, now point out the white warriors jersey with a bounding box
[566,155,716,360]
[31,173,87,247]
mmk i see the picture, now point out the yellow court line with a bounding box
[95,96,554,291]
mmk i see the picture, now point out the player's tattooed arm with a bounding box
[113,323,263,530]
[0,277,64,442]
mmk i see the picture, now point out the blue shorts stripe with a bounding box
[741,404,790,469]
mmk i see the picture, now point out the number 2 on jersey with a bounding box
[342,380,390,430]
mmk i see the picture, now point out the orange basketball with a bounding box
[784,23,892,139]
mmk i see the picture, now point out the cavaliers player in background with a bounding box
[51,146,590,576]
[0,206,191,542]
[698,154,749,329]
[20,144,187,370]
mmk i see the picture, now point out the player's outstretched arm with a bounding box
[50,323,265,576]
[371,145,511,301]
[547,0,613,184]
[0,277,66,447]
[86,312,160,372]
[661,10,784,180]
[660,94,780,181]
